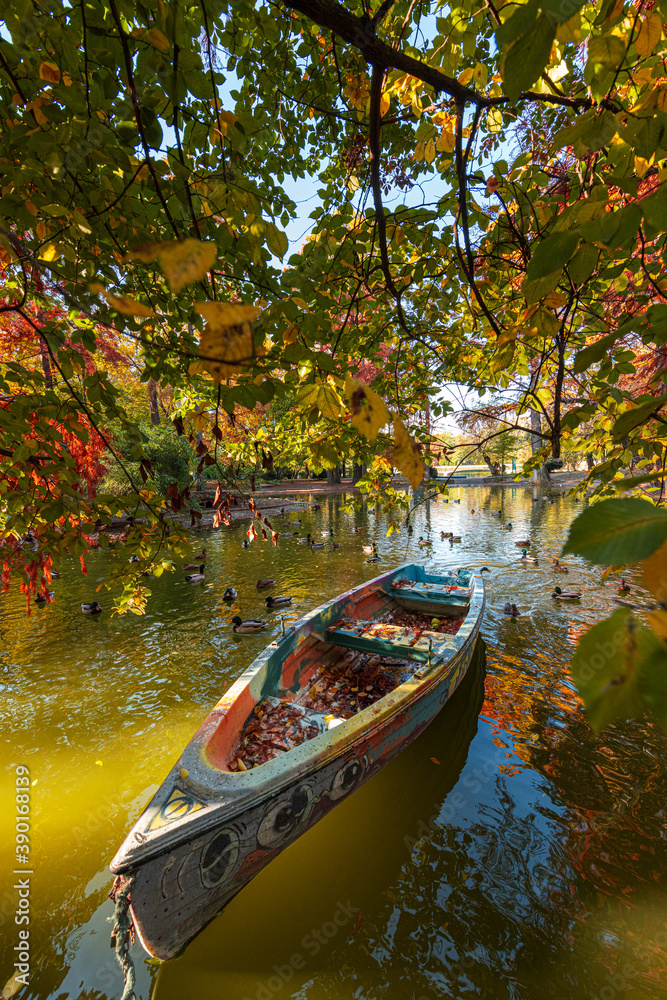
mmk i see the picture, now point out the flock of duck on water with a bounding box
[26,492,631,630]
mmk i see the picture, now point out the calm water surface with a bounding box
[1,486,666,1000]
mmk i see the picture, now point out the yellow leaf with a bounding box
[424,139,436,163]
[486,109,503,134]
[283,324,298,345]
[90,283,155,316]
[199,308,259,385]
[126,239,217,290]
[635,154,653,177]
[556,11,581,43]
[144,26,170,50]
[36,220,48,240]
[458,67,474,86]
[188,360,207,375]
[436,129,455,153]
[392,417,424,491]
[39,243,58,262]
[194,301,261,328]
[380,92,390,117]
[157,240,217,291]
[643,541,667,639]
[635,12,662,57]
[345,375,391,441]
[25,199,37,216]
[412,140,425,162]
[39,61,61,84]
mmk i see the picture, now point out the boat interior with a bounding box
[205,579,469,773]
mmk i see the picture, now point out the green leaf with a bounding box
[612,391,667,440]
[552,109,618,153]
[317,384,342,420]
[563,497,667,564]
[585,33,626,81]
[527,230,579,280]
[265,222,288,260]
[568,243,598,285]
[573,331,618,373]
[522,269,561,304]
[571,609,665,732]
[502,13,556,102]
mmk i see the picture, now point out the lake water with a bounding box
[1,485,666,1000]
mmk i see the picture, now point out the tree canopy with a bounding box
[1,0,667,727]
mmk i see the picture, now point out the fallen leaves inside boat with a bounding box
[229,606,465,771]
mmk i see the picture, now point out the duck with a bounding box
[515,539,531,547]
[266,595,293,607]
[480,567,491,574]
[183,561,204,571]
[35,591,54,603]
[49,569,61,579]
[552,586,582,600]
[440,531,450,540]
[501,522,512,530]
[311,503,321,511]
[291,519,302,526]
[519,549,538,564]
[418,537,432,547]
[449,535,462,543]
[362,544,376,555]
[366,553,382,563]
[242,540,250,548]
[503,602,520,617]
[185,565,205,582]
[297,533,311,544]
[552,559,568,573]
[618,578,631,593]
[310,540,325,550]
[256,579,276,589]
[321,529,333,537]
[353,527,362,533]
[222,586,237,601]
[193,548,207,561]
[453,498,461,504]
[331,542,341,549]
[232,616,266,634]
[81,602,103,615]
[407,525,413,535]
[129,554,141,563]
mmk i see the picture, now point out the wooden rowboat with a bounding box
[110,562,485,960]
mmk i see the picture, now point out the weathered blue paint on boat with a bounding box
[110,563,485,961]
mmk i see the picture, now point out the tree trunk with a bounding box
[353,463,363,484]
[333,464,341,484]
[148,379,160,426]
[482,452,501,476]
[530,407,542,456]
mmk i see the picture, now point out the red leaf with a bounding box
[213,485,222,508]
[271,531,280,546]
[80,555,88,576]
[430,756,440,765]
[353,913,363,935]
[247,523,257,542]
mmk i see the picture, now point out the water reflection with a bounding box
[1,486,666,1000]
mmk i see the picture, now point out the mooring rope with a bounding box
[109,875,137,1000]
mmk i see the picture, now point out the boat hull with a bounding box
[112,565,485,960]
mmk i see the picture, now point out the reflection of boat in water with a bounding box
[110,563,485,961]
[153,641,488,998]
